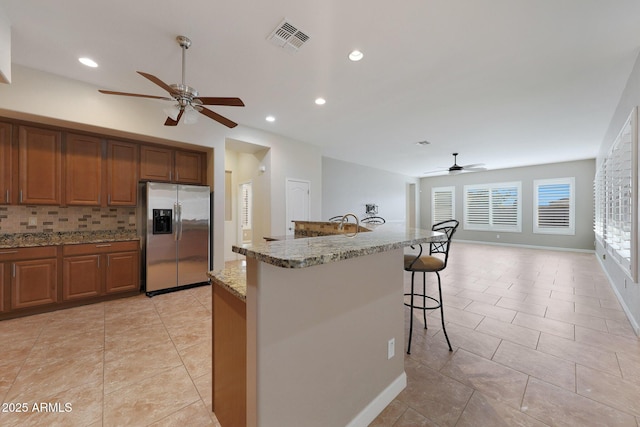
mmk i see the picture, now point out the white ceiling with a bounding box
[1,0,639,177]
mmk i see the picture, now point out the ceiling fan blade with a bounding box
[461,163,486,169]
[164,109,184,126]
[137,71,178,95]
[195,97,245,107]
[464,166,487,172]
[198,107,238,128]
[98,90,173,101]
[422,168,448,175]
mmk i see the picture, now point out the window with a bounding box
[463,182,521,232]
[533,177,575,235]
[594,107,637,279]
[432,186,455,225]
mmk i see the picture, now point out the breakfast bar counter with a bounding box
[211,224,445,427]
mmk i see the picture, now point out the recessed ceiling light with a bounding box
[315,98,326,105]
[265,115,276,122]
[348,50,363,61]
[78,57,98,68]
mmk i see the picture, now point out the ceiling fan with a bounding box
[99,35,244,128]
[424,153,487,175]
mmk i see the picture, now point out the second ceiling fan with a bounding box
[99,35,244,128]
[424,153,487,175]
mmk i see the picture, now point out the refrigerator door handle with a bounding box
[173,203,179,241]
[177,203,184,240]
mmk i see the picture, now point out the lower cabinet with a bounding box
[63,241,139,301]
[0,241,140,320]
[0,246,58,312]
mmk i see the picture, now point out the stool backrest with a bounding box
[430,219,459,268]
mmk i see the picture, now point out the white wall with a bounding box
[0,65,322,270]
[322,157,420,224]
[597,51,640,334]
[420,159,596,251]
[224,147,271,261]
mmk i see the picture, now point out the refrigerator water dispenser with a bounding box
[152,209,173,234]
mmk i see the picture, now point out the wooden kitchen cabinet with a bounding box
[105,250,139,293]
[18,125,62,205]
[62,241,139,301]
[62,254,101,300]
[174,149,205,184]
[65,133,103,206]
[107,140,138,206]
[0,122,12,205]
[140,145,206,184]
[0,246,59,311]
[0,263,5,312]
[65,137,137,207]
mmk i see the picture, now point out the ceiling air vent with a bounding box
[267,19,310,52]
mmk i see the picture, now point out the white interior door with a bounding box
[286,179,310,236]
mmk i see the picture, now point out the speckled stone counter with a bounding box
[233,224,445,268]
[208,264,247,301]
[0,230,139,248]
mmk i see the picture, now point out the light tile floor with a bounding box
[372,242,640,427]
[0,242,638,426]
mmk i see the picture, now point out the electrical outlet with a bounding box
[28,217,37,226]
[496,234,500,239]
[387,338,395,360]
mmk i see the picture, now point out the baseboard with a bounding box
[454,239,595,254]
[346,372,407,427]
[596,257,640,336]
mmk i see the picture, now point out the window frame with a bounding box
[533,177,575,235]
[463,181,522,232]
[431,186,455,226]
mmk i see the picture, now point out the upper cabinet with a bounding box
[140,145,206,185]
[107,140,138,206]
[18,126,62,205]
[64,136,138,207]
[0,118,207,207]
[65,133,103,206]
[175,150,205,184]
[0,122,12,205]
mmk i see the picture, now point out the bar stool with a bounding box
[404,219,459,354]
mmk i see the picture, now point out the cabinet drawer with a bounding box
[0,246,57,261]
[63,240,139,256]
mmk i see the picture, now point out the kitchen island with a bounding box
[211,224,445,427]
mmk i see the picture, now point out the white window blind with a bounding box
[533,177,575,235]
[240,182,252,230]
[463,182,521,232]
[595,107,637,280]
[432,186,455,225]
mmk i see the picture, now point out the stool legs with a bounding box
[436,271,453,351]
[406,270,453,354]
[407,272,416,354]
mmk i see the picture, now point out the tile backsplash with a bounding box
[0,205,136,233]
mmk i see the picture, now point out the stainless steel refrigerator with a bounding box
[140,182,211,296]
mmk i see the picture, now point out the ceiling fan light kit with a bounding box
[99,35,244,128]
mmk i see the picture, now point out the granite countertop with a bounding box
[208,264,247,301]
[0,230,139,248]
[233,224,446,269]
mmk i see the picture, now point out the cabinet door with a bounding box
[63,255,101,300]
[18,126,62,205]
[105,251,139,293]
[0,122,12,205]
[0,263,5,312]
[107,140,138,206]
[11,258,57,309]
[175,150,205,184]
[65,134,103,206]
[140,146,173,182]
